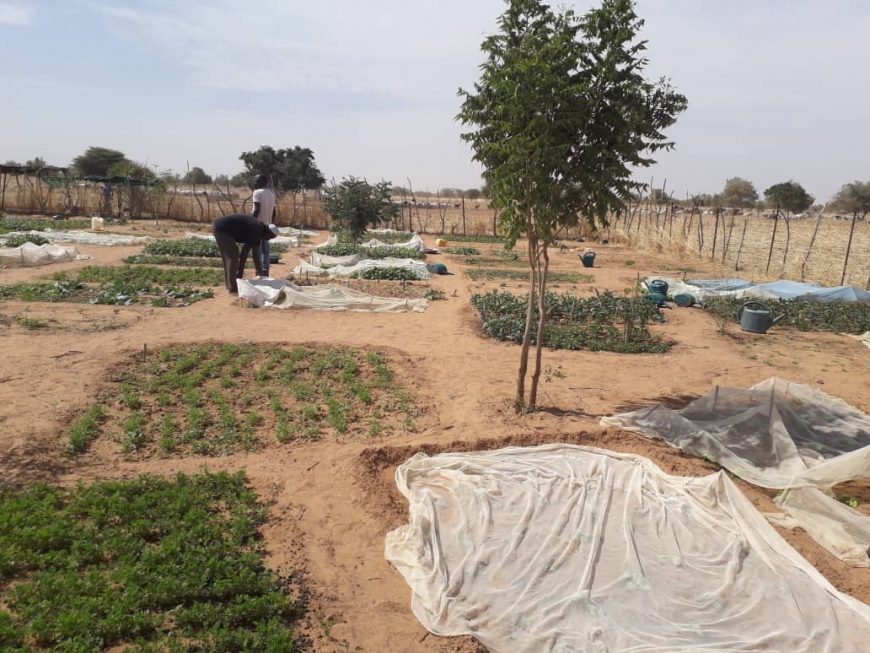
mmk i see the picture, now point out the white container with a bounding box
[91,217,104,231]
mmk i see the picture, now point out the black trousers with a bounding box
[214,229,240,292]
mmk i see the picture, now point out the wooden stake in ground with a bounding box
[841,211,859,285]
[801,204,826,280]
[765,211,780,273]
[735,219,749,271]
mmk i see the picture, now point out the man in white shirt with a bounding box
[252,175,277,276]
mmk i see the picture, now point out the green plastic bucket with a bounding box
[673,293,695,307]
[581,253,596,268]
[647,292,667,306]
[648,279,669,296]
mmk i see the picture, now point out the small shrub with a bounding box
[445,246,480,256]
[357,267,419,281]
[3,233,50,247]
[68,405,106,454]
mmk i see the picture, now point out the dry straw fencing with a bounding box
[0,170,329,228]
[603,203,869,289]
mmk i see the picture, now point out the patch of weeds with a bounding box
[0,472,302,651]
[424,288,446,301]
[68,405,106,455]
[14,316,52,330]
[120,412,147,453]
[624,259,636,267]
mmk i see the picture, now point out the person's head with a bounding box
[255,174,269,189]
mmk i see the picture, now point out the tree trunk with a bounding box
[516,232,537,410]
[529,243,550,408]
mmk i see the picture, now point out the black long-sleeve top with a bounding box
[213,213,276,276]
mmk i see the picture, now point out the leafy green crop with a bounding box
[445,246,480,256]
[702,297,870,334]
[439,233,506,244]
[0,472,301,651]
[0,218,91,234]
[356,267,419,281]
[143,238,288,258]
[0,266,220,307]
[467,268,593,283]
[317,243,425,260]
[2,233,51,248]
[471,290,671,353]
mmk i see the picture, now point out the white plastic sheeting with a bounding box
[311,251,360,268]
[237,278,428,312]
[647,276,870,302]
[602,379,870,566]
[330,257,430,280]
[386,445,870,653]
[4,230,151,246]
[0,242,89,267]
[291,260,329,276]
[361,233,426,252]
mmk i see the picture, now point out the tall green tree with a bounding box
[238,146,325,193]
[721,177,758,208]
[182,166,213,185]
[832,180,870,218]
[458,0,686,410]
[71,147,127,177]
[322,177,398,242]
[25,156,46,168]
[764,181,813,215]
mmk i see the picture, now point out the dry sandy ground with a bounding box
[0,221,868,652]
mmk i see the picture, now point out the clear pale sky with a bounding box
[1,1,868,201]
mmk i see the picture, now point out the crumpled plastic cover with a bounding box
[386,444,870,653]
[0,241,89,266]
[237,279,427,312]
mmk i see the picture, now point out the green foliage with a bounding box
[356,267,419,281]
[124,254,224,267]
[764,181,814,214]
[182,166,213,185]
[144,238,221,257]
[322,177,399,242]
[471,290,671,353]
[445,246,480,255]
[239,145,325,193]
[831,180,870,217]
[702,297,870,334]
[75,343,418,457]
[71,146,127,177]
[440,233,505,244]
[106,159,157,181]
[0,472,301,651]
[0,217,91,234]
[424,288,446,301]
[316,243,425,260]
[68,405,106,454]
[467,268,592,283]
[3,233,50,247]
[457,0,687,242]
[0,266,219,307]
[721,177,758,208]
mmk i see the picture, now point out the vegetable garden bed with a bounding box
[467,268,593,283]
[0,266,221,307]
[142,238,289,258]
[471,290,671,353]
[69,343,419,457]
[316,243,425,260]
[701,297,870,334]
[0,471,302,652]
[0,217,91,233]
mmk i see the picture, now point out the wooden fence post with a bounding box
[841,212,859,285]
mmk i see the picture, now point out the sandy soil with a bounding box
[1,220,868,652]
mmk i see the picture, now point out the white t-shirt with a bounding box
[252,188,276,225]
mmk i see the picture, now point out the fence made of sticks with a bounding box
[605,202,869,288]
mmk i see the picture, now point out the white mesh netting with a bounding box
[386,445,870,652]
[601,379,870,566]
[237,279,428,312]
[0,242,89,267]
